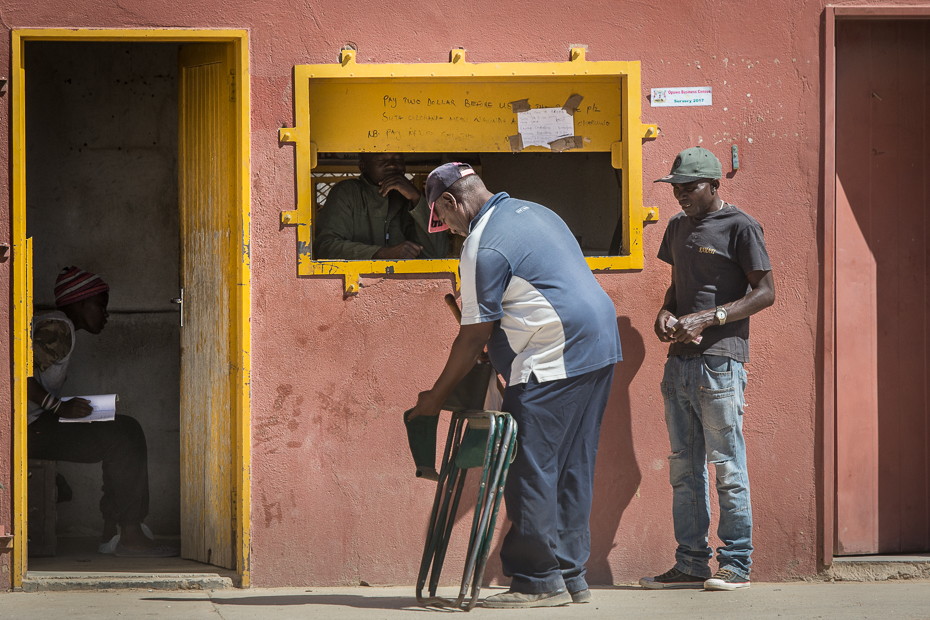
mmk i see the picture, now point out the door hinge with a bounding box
[229,71,236,102]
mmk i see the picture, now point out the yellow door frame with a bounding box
[10,28,252,588]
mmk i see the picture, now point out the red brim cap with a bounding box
[425,162,475,232]
[428,202,450,233]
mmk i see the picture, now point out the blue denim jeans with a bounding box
[661,354,752,579]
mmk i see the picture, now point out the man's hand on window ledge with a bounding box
[373,242,423,260]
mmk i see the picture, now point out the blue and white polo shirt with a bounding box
[459,192,622,386]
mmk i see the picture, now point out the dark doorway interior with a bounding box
[24,41,207,575]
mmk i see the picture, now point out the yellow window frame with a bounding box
[281,48,657,294]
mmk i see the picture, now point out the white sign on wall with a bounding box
[650,87,713,107]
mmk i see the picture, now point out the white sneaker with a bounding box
[704,568,750,591]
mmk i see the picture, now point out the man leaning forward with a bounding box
[409,163,621,608]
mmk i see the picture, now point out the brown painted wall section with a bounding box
[3,0,921,590]
[835,19,930,555]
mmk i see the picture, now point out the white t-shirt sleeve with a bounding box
[460,246,510,325]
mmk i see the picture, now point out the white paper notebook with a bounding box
[59,394,118,423]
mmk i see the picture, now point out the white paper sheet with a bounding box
[517,108,575,148]
[59,394,118,423]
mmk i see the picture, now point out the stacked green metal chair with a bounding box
[404,363,518,611]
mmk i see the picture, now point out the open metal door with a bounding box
[178,42,237,569]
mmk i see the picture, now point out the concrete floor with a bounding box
[28,536,232,576]
[24,536,236,591]
[1,581,930,619]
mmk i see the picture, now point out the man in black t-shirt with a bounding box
[639,147,775,592]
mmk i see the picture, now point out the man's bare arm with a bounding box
[721,270,775,322]
[408,321,496,419]
[27,377,92,418]
[671,270,775,343]
[654,269,678,342]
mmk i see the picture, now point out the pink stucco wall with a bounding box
[221,0,829,585]
[3,0,921,590]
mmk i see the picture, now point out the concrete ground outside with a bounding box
[1,581,929,619]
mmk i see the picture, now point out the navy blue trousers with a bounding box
[499,364,615,594]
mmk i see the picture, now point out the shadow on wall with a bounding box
[587,316,644,584]
[481,316,645,587]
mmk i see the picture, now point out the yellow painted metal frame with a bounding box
[10,29,252,588]
[281,48,657,294]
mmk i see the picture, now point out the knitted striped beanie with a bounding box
[54,266,110,307]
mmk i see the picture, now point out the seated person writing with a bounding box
[27,267,178,558]
[314,152,450,259]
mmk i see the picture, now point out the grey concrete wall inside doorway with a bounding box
[25,42,181,538]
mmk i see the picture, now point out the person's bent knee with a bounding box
[113,414,147,448]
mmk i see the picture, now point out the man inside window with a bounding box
[315,152,450,260]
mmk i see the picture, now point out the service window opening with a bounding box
[311,151,624,260]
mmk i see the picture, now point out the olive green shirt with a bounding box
[315,176,450,260]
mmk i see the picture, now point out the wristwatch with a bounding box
[715,306,728,325]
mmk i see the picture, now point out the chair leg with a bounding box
[415,411,518,612]
[430,467,467,596]
[467,417,517,610]
[415,417,465,604]
[455,413,502,606]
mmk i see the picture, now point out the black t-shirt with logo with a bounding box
[657,204,771,363]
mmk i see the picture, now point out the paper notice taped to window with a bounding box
[517,107,575,149]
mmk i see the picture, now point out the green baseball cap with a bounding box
[654,147,722,183]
